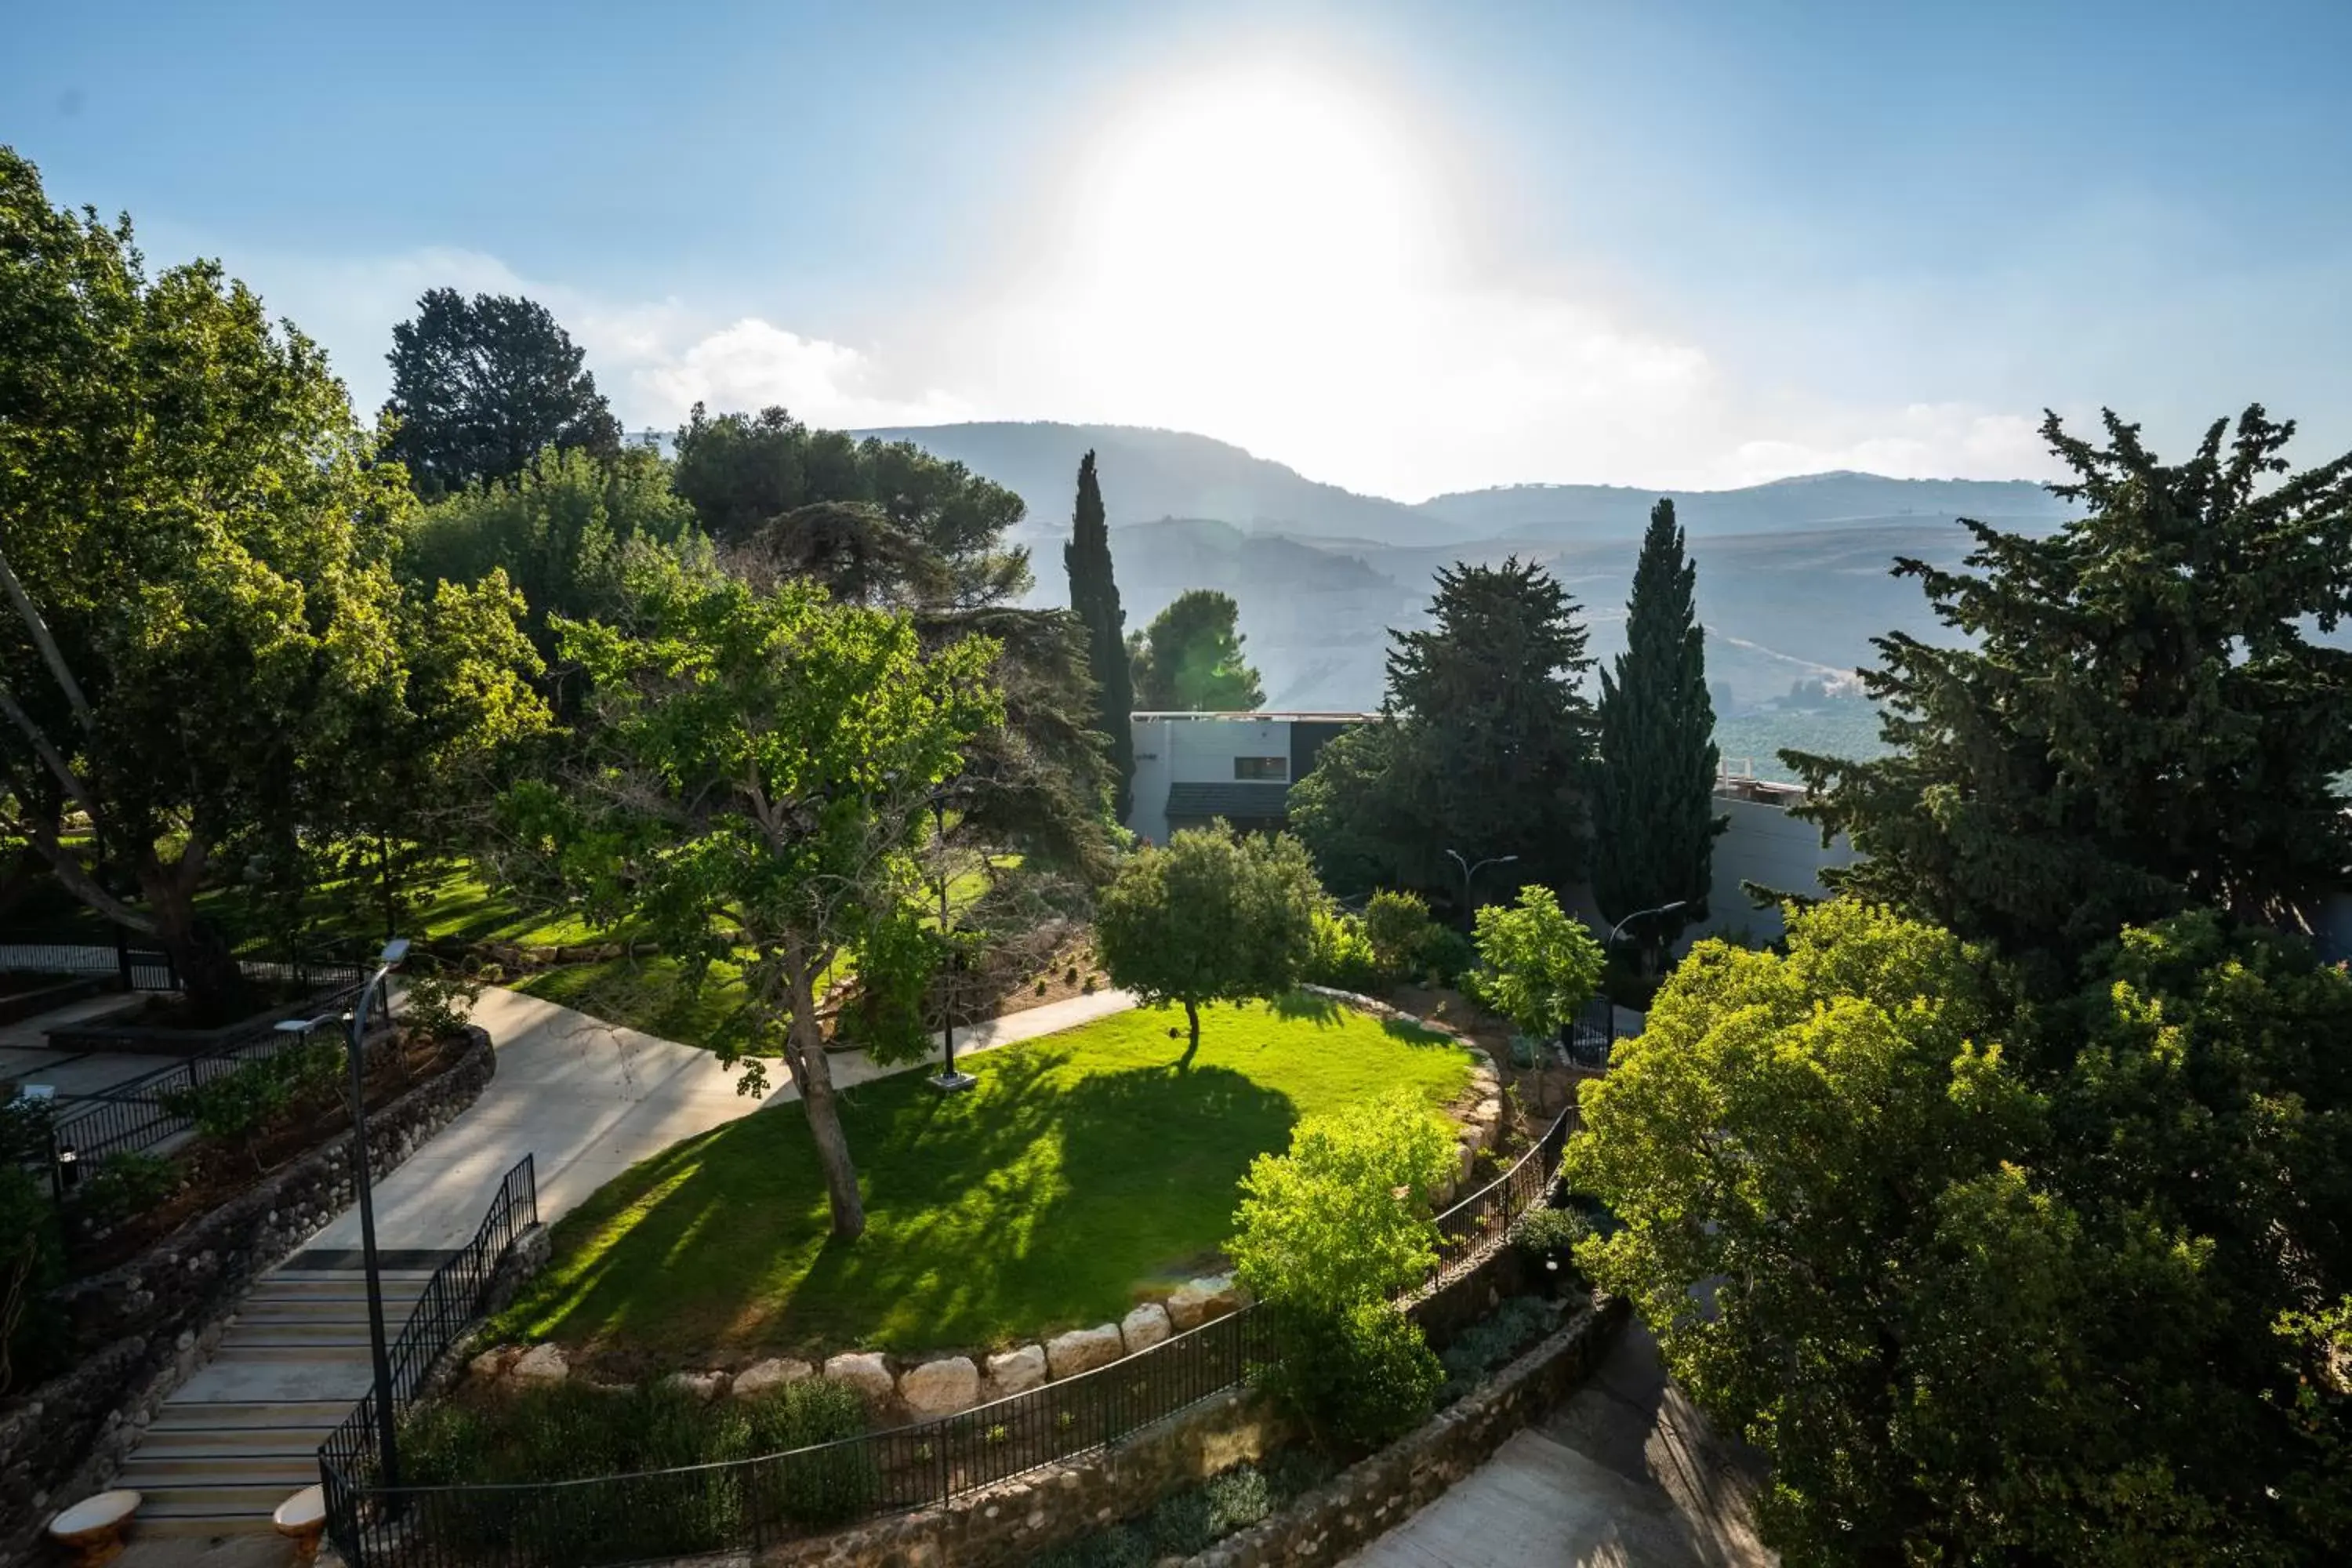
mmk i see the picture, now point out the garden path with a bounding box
[1339,1322,1774,1568]
[105,981,1138,1548]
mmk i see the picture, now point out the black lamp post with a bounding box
[278,935,410,1486]
[927,800,976,1092]
[1443,848,1519,931]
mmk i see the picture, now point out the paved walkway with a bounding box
[111,982,1140,1547]
[1342,1323,1775,1568]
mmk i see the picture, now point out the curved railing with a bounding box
[323,1109,1576,1568]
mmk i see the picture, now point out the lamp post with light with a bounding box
[1443,849,1519,931]
[276,936,410,1487]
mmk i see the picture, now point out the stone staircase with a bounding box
[118,1262,437,1539]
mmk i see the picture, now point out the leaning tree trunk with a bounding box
[782,943,867,1241]
[138,862,247,1025]
[1181,997,1202,1068]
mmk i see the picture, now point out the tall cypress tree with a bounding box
[1592,499,1722,946]
[1064,451,1136,821]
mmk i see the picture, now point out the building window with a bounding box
[1233,757,1287,781]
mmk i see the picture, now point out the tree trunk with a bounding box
[139,858,246,1024]
[782,942,866,1241]
[1181,997,1201,1068]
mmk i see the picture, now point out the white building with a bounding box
[1687,774,1860,946]
[1125,711,1377,847]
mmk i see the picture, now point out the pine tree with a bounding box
[1063,451,1136,821]
[1788,405,2352,971]
[1592,499,1722,949]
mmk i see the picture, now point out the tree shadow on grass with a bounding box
[503,1045,1296,1369]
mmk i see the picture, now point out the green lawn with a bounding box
[514,953,764,1050]
[493,996,1473,1366]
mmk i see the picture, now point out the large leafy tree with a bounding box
[1569,900,2352,1565]
[0,151,544,1016]
[672,404,1029,608]
[1290,558,1596,901]
[1591,499,1722,951]
[506,554,1001,1239]
[1094,821,1319,1062]
[401,444,701,668]
[1788,407,2352,972]
[1128,588,1265,711]
[383,288,621,495]
[1063,450,1136,820]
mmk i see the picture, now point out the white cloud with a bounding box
[636,319,974,430]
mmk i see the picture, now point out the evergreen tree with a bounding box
[1064,451,1136,820]
[383,289,621,495]
[1591,499,1723,952]
[1788,406,2352,971]
[1128,588,1266,710]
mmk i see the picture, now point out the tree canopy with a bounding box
[1063,450,1136,821]
[0,150,545,1015]
[506,554,1002,1239]
[383,287,621,495]
[1788,407,2352,971]
[1094,821,1320,1060]
[1570,899,2352,1565]
[1467,884,1606,1041]
[1591,499,1722,949]
[1128,588,1265,711]
[1290,558,1596,901]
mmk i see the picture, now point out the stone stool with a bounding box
[274,1484,328,1566]
[45,1489,140,1567]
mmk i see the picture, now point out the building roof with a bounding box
[1164,782,1293,820]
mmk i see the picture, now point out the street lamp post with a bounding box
[1443,849,1519,931]
[927,801,976,1093]
[278,935,410,1488]
[1602,899,1692,963]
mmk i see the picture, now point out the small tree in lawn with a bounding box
[507,553,1000,1240]
[1468,885,1606,1044]
[1229,1094,1455,1452]
[1094,821,1319,1063]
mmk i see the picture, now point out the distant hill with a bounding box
[1417,470,2074,541]
[851,422,1468,547]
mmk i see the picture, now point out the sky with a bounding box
[5,0,2350,500]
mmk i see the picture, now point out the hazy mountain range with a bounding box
[851,420,2078,728]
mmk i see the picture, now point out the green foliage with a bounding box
[1302,908,1382,993]
[0,1098,64,1393]
[1298,1298,1443,1451]
[1436,1294,1565,1403]
[1567,899,2352,1566]
[1290,559,1597,899]
[159,1039,343,1168]
[673,403,1030,607]
[1230,1094,1453,1320]
[71,1151,180,1232]
[1127,588,1265,711]
[840,907,940,1059]
[1417,926,1477,987]
[1063,450,1136,821]
[402,445,700,662]
[1362,889,1439,980]
[401,964,487,1044]
[1093,822,1321,1055]
[1788,406,2352,971]
[1591,499,1722,952]
[1506,1202,1589,1264]
[509,554,1002,1238]
[383,288,621,495]
[1467,885,1606,1038]
[1031,1451,1335,1568]
[0,151,546,1017]
[401,1377,873,1561]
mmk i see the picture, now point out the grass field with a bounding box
[492,996,1474,1365]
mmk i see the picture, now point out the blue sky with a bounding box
[5,0,2348,497]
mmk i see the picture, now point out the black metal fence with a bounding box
[43,979,369,1191]
[0,923,378,994]
[319,1100,1579,1568]
[1560,994,1617,1069]
[322,1154,539,1515]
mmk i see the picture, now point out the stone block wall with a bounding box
[1180,1296,1631,1567]
[0,1025,496,1562]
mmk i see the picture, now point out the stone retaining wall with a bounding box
[0,1025,497,1563]
[1179,1295,1632,1568]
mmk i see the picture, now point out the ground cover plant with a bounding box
[495,997,1471,1365]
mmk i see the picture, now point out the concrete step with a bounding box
[149,1400,355,1432]
[211,1344,373,1364]
[135,1480,306,1515]
[119,1454,320,1486]
[132,1511,281,1539]
[134,1428,335,1459]
[221,1323,380,1347]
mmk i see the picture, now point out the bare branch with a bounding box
[0,677,102,826]
[0,544,93,733]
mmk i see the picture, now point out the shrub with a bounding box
[160,1037,343,1170]
[1031,1451,1334,1568]
[1468,885,1606,1039]
[1508,1202,1590,1262]
[71,1151,181,1232]
[1419,927,1477,987]
[0,1098,63,1394]
[1436,1294,1563,1403]
[1302,908,1382,993]
[402,963,487,1044]
[1363,889,1439,980]
[1284,1298,1443,1451]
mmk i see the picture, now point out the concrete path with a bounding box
[1342,1323,1775,1568]
[109,982,1140,1544]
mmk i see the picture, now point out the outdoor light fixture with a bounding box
[1443,848,1519,931]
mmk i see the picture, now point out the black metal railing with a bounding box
[1560,993,1616,1069]
[321,1154,540,1509]
[317,1096,1580,1568]
[0,924,377,994]
[43,980,369,1189]
[1425,1105,1574,1292]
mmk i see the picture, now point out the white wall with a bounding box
[1689,783,1858,946]
[1125,714,1296,843]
